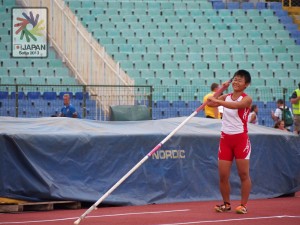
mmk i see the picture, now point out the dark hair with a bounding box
[277,99,284,104]
[298,82,300,89]
[233,70,251,84]
[210,83,219,91]
[250,104,257,112]
[274,120,284,129]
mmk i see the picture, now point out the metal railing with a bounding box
[0,85,152,120]
[283,0,300,7]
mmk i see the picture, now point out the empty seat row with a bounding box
[84,13,281,25]
[106,42,297,55]
[0,99,96,110]
[97,33,292,45]
[120,60,299,70]
[0,104,96,119]
[133,75,298,87]
[0,59,62,68]
[114,52,300,62]
[0,76,78,85]
[91,22,289,36]
[0,91,90,100]
[127,68,298,79]
[99,30,291,45]
[152,107,205,120]
[126,67,299,82]
[77,7,276,17]
[127,69,216,79]
[113,45,300,61]
[86,6,276,18]
[0,68,70,78]
[90,24,289,38]
[213,1,282,10]
[67,1,213,10]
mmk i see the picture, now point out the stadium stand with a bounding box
[0,0,102,119]
[0,0,299,128]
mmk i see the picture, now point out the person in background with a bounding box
[248,104,259,125]
[218,105,224,119]
[290,82,300,135]
[207,70,252,215]
[274,120,289,132]
[58,93,79,118]
[203,83,221,119]
[271,99,292,131]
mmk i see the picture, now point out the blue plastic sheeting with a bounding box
[0,116,299,205]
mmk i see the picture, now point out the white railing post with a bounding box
[89,33,93,85]
[62,0,66,63]
[75,16,79,80]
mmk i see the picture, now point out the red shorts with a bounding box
[218,132,251,161]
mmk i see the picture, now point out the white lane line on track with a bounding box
[157,215,300,225]
[0,209,190,224]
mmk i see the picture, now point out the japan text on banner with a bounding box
[12,7,48,58]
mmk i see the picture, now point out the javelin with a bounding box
[74,79,232,225]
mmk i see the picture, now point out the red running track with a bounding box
[0,193,299,225]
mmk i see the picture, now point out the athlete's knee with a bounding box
[238,171,250,181]
[219,173,230,183]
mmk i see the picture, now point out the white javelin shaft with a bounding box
[74,80,232,225]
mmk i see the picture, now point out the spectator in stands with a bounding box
[290,82,300,135]
[58,93,79,118]
[274,120,289,132]
[207,70,252,215]
[203,83,221,119]
[248,104,259,125]
[271,99,293,131]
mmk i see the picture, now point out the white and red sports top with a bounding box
[221,93,250,135]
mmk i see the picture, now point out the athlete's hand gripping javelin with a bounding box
[206,81,231,107]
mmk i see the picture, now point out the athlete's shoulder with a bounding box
[223,93,232,101]
[241,92,252,100]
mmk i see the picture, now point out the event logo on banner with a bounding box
[12,7,48,57]
[152,149,186,160]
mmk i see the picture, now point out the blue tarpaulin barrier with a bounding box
[0,116,299,205]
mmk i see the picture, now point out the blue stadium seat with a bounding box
[187,100,201,109]
[11,91,25,99]
[241,2,254,10]
[227,2,240,10]
[290,30,300,39]
[279,16,293,24]
[75,92,89,100]
[0,91,8,99]
[252,101,265,109]
[172,100,186,108]
[274,9,288,17]
[43,92,57,100]
[27,92,41,99]
[284,23,299,31]
[269,2,282,10]
[178,108,193,117]
[266,101,277,109]
[156,100,170,108]
[256,2,268,10]
[152,108,162,120]
[213,2,225,10]
[5,107,16,117]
